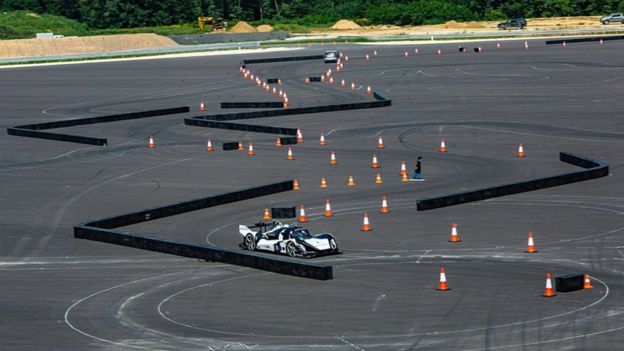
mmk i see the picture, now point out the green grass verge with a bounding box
[0,10,87,39]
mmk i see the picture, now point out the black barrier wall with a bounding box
[7,106,190,146]
[186,54,392,150]
[417,152,608,211]
[74,181,333,280]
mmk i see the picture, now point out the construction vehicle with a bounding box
[197,17,227,31]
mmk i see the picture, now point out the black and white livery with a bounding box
[239,220,339,258]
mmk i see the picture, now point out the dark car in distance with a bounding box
[498,18,527,30]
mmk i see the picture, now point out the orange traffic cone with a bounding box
[247,142,255,156]
[347,176,355,187]
[305,77,310,84]
[562,41,567,47]
[517,143,526,158]
[238,141,244,151]
[367,85,372,95]
[437,267,450,291]
[283,100,289,109]
[340,79,345,87]
[440,138,448,153]
[199,101,205,112]
[206,139,214,152]
[437,49,442,55]
[371,154,380,169]
[375,173,383,184]
[319,133,327,146]
[272,87,277,95]
[496,42,501,49]
[279,89,283,98]
[401,173,409,182]
[297,128,303,143]
[320,177,328,188]
[377,135,385,149]
[449,223,461,243]
[365,53,370,60]
[361,212,372,231]
[380,195,389,213]
[298,205,308,223]
[263,208,271,220]
[351,82,356,91]
[275,138,282,147]
[293,178,300,190]
[526,232,537,253]
[404,51,409,57]
[414,48,419,54]
[400,161,407,176]
[324,199,333,217]
[543,273,556,297]
[583,274,593,289]
[329,77,334,85]
[330,151,337,165]
[287,147,294,160]
[148,136,156,149]
[524,41,529,50]
[600,38,604,45]
[373,50,378,56]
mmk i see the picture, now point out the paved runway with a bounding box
[1,38,624,350]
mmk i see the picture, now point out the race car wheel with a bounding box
[245,234,256,251]
[286,241,297,257]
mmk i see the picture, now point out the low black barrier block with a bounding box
[417,152,608,211]
[221,102,284,109]
[459,47,466,52]
[242,55,323,65]
[271,207,296,219]
[309,77,322,82]
[546,35,624,45]
[7,106,190,146]
[555,274,584,292]
[266,78,280,84]
[222,141,240,150]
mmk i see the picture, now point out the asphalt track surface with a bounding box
[1,39,624,350]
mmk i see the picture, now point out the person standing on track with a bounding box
[413,156,423,180]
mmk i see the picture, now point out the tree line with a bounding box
[1,0,623,29]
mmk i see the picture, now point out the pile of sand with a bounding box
[331,20,361,30]
[229,21,257,33]
[256,24,273,32]
[443,20,488,29]
[0,33,178,59]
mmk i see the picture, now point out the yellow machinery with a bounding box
[198,17,226,31]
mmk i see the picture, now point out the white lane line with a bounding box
[336,335,365,350]
[416,250,432,264]
[64,267,219,350]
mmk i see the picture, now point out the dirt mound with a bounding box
[443,20,487,29]
[256,24,273,32]
[0,33,177,59]
[331,20,361,30]
[229,21,257,33]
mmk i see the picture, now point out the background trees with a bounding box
[0,0,623,29]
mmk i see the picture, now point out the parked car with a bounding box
[601,13,624,24]
[497,18,527,30]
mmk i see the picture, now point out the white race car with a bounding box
[239,220,339,258]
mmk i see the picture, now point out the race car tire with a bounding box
[286,241,297,257]
[245,234,256,251]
